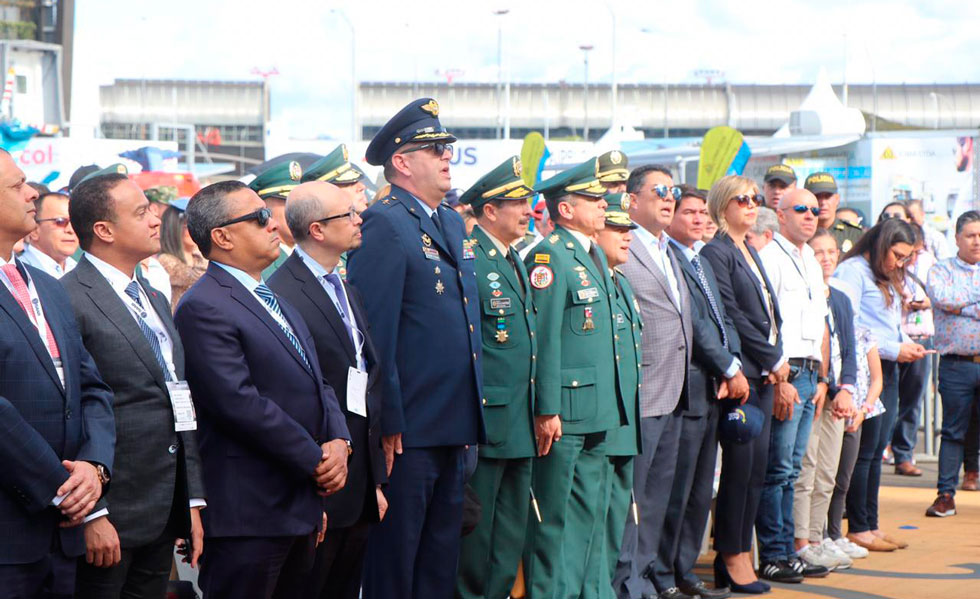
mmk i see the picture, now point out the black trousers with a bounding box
[199,533,317,599]
[714,381,773,554]
[0,535,75,599]
[306,517,372,599]
[74,534,174,599]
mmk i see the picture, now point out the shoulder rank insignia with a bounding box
[382,198,391,205]
[534,253,550,264]
[549,234,560,244]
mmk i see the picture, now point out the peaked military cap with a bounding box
[365,98,457,166]
[534,157,605,200]
[804,171,838,195]
[348,163,368,183]
[249,160,303,200]
[459,156,535,208]
[597,150,629,182]
[603,192,637,229]
[75,163,129,188]
[68,164,101,191]
[144,185,178,205]
[763,163,797,184]
[302,144,362,185]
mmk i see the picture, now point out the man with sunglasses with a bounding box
[616,164,693,599]
[756,189,846,581]
[175,181,351,599]
[20,192,79,278]
[805,172,862,253]
[348,98,485,599]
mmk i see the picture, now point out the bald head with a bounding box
[778,187,817,211]
[777,188,818,246]
[285,181,346,243]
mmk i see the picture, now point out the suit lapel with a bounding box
[473,226,524,300]
[722,233,770,317]
[289,255,357,364]
[0,278,64,394]
[141,274,184,379]
[557,227,605,289]
[628,235,674,302]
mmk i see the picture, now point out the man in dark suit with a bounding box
[62,170,207,597]
[0,148,116,597]
[652,188,749,599]
[268,181,387,599]
[348,98,485,599]
[175,180,351,599]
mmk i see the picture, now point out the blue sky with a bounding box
[71,0,980,138]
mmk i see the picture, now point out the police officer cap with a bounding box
[302,144,361,185]
[804,171,838,195]
[603,193,637,229]
[763,164,797,185]
[364,98,457,166]
[597,150,629,183]
[718,395,764,444]
[459,156,535,209]
[535,157,606,201]
[75,163,129,188]
[249,160,303,200]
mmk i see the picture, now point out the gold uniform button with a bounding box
[530,332,535,337]
[483,398,487,405]
[532,355,537,360]
[615,334,620,340]
[530,378,535,384]
[464,297,469,305]
[472,353,477,360]
[616,355,620,360]
[572,380,579,387]
[469,324,474,333]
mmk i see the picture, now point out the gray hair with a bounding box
[752,206,780,236]
[956,210,980,235]
[187,180,244,257]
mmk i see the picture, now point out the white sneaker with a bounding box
[820,538,854,570]
[797,543,841,571]
[834,536,869,559]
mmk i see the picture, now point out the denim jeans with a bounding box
[755,365,817,562]
[892,338,933,465]
[937,358,980,495]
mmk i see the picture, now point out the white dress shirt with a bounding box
[633,224,682,309]
[19,243,76,278]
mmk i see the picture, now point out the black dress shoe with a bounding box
[678,580,732,599]
[759,560,804,583]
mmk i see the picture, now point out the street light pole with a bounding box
[604,2,617,133]
[330,9,357,142]
[493,9,509,140]
[580,44,593,141]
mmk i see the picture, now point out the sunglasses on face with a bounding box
[35,217,71,227]
[215,207,272,229]
[652,184,682,201]
[881,212,905,220]
[790,204,820,217]
[315,208,359,225]
[730,194,764,207]
[399,142,454,157]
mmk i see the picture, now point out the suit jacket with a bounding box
[61,257,205,547]
[670,242,743,417]
[0,261,115,563]
[347,185,485,448]
[174,262,350,538]
[470,225,536,459]
[268,252,385,529]
[620,231,692,417]
[700,233,783,380]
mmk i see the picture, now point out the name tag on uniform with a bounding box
[577,287,600,301]
[616,313,626,325]
[423,247,441,261]
[347,367,368,417]
[167,381,197,431]
[490,297,512,310]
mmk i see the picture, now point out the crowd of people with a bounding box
[1,96,979,599]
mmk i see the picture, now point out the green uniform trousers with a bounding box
[583,455,634,599]
[456,456,532,599]
[523,432,607,599]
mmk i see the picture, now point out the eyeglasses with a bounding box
[889,247,912,266]
[215,208,271,229]
[398,142,454,157]
[315,208,358,224]
[790,205,820,217]
[652,184,682,201]
[730,194,764,207]
[881,212,906,221]
[35,217,71,227]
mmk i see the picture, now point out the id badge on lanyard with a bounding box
[167,381,197,431]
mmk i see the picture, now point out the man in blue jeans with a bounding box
[925,210,980,517]
[756,189,830,581]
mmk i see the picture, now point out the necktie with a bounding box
[588,244,604,272]
[506,250,525,299]
[431,210,443,235]
[124,281,173,381]
[324,273,355,345]
[1,263,60,358]
[254,283,310,369]
[690,254,729,349]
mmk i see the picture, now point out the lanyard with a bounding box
[327,278,366,370]
[121,285,178,381]
[0,264,58,360]
[775,241,812,300]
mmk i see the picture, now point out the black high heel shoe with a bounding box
[713,554,769,594]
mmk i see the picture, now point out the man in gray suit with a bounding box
[63,171,206,598]
[614,165,692,599]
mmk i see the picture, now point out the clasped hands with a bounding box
[313,439,349,496]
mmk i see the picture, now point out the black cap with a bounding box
[804,171,838,195]
[718,395,764,444]
[365,98,457,166]
[764,164,797,185]
[68,164,101,191]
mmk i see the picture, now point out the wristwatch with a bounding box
[818,376,832,386]
[345,439,353,457]
[93,463,110,486]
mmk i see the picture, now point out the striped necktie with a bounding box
[691,254,729,349]
[124,281,173,381]
[1,263,60,358]
[254,283,310,369]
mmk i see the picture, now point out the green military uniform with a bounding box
[804,170,864,252]
[455,157,539,599]
[248,160,302,280]
[583,194,644,599]
[522,158,625,599]
[596,150,629,186]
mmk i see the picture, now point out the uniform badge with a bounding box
[488,248,497,257]
[574,266,586,271]
[529,265,554,289]
[420,99,440,116]
[566,242,574,249]
[487,272,500,281]
[491,289,503,297]
[620,195,631,211]
[489,281,501,289]
[577,287,600,301]
[382,198,391,205]
[464,247,476,260]
[435,280,445,295]
[423,247,441,260]
[610,150,623,164]
[549,234,560,244]
[338,266,348,280]
[583,306,596,331]
[288,161,302,181]
[490,297,512,310]
[421,234,432,247]
[434,266,441,274]
[534,253,550,264]
[842,239,853,252]
[495,329,509,343]
[580,279,591,286]
[513,157,522,177]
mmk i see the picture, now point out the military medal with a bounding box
[421,233,432,247]
[487,272,500,281]
[492,289,503,297]
[434,266,441,274]
[583,306,595,331]
[495,329,509,343]
[495,316,508,343]
[435,280,445,294]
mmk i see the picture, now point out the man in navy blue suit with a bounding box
[349,98,485,599]
[175,180,351,599]
[0,148,116,598]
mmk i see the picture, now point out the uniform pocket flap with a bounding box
[561,366,596,388]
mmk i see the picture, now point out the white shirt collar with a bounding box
[213,261,261,291]
[481,227,511,256]
[567,229,592,253]
[83,252,138,294]
[22,243,75,276]
[0,252,14,266]
[634,223,669,252]
[294,245,343,279]
[413,197,436,218]
[773,232,813,259]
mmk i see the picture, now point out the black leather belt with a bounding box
[943,354,980,364]
[788,358,820,371]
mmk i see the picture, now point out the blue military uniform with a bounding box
[348,98,485,599]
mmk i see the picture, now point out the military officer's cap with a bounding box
[365,98,457,166]
[68,164,101,191]
[534,157,606,200]
[348,163,368,183]
[596,150,629,182]
[249,160,303,200]
[804,171,838,195]
[144,185,178,205]
[75,163,129,188]
[763,164,797,185]
[302,144,362,185]
[603,193,637,229]
[459,156,535,208]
